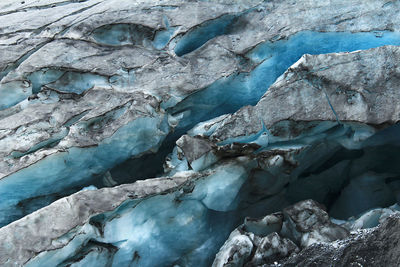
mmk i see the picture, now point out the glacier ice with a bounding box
[213,199,347,266]
[171,31,400,131]
[1,0,400,266]
[21,159,258,267]
[28,68,135,96]
[152,16,177,49]
[0,115,169,226]
[0,81,32,110]
[28,69,65,94]
[332,204,400,231]
[174,13,240,56]
[8,118,400,266]
[91,24,154,46]
[212,229,254,267]
[3,43,400,266]
[330,172,397,219]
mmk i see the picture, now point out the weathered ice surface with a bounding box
[280,214,400,267]
[214,202,400,267]
[1,0,400,266]
[212,200,348,266]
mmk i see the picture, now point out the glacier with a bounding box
[1,9,399,227]
[2,46,400,266]
[1,0,400,266]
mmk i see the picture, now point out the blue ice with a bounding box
[0,81,32,110]
[28,69,109,94]
[25,160,257,267]
[92,24,134,46]
[152,16,177,50]
[28,68,64,94]
[47,72,108,94]
[91,24,153,46]
[22,122,400,266]
[174,13,238,56]
[171,31,400,130]
[0,115,169,227]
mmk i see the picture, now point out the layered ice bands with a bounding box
[1,0,400,266]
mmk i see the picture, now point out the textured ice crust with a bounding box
[212,199,348,266]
